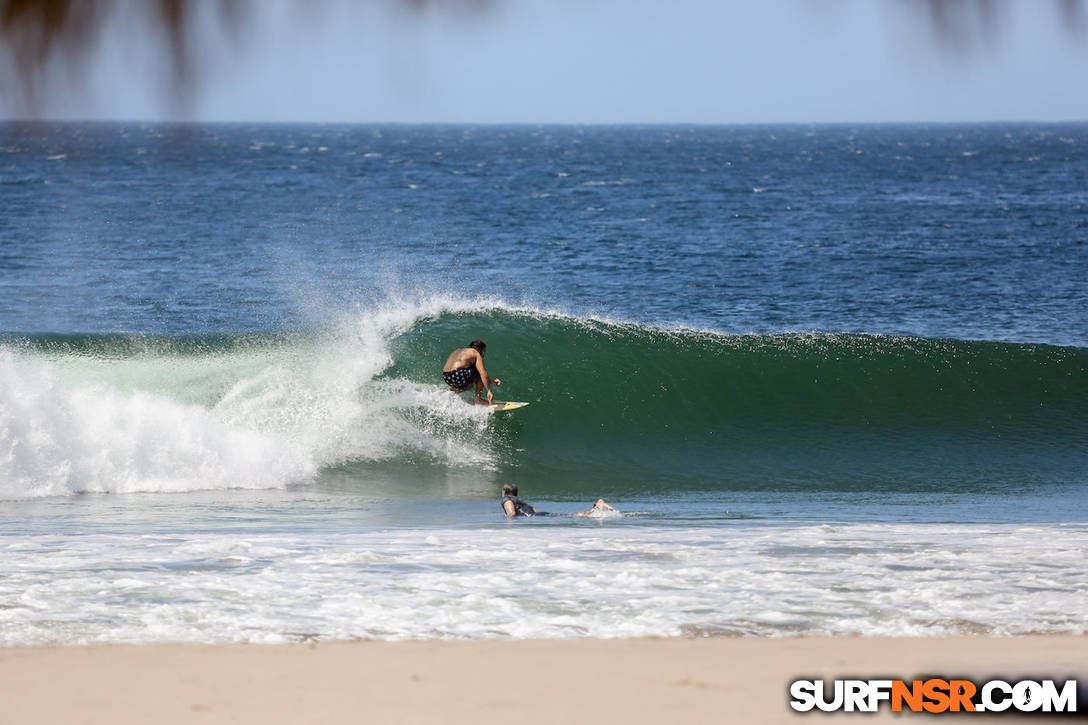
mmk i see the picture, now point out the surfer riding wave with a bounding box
[442,339,500,405]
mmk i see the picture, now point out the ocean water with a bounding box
[0,122,1085,645]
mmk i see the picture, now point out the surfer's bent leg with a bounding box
[575,499,618,516]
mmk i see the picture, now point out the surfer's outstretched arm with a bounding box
[474,353,500,404]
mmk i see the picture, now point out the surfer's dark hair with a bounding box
[502,483,518,496]
[469,339,486,353]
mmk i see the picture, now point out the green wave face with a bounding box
[3,310,1084,499]
[387,310,1088,496]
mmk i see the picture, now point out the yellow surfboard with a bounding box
[488,401,530,412]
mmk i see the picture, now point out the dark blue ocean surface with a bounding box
[1,123,1087,645]
[1,120,1086,498]
[1,122,1085,345]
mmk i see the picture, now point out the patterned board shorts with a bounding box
[443,367,479,391]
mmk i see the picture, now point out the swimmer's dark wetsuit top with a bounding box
[443,366,479,391]
[501,495,547,517]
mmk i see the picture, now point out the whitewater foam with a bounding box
[1,519,1085,645]
[0,351,316,499]
[0,300,504,500]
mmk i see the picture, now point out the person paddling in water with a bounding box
[443,339,500,405]
[500,483,617,518]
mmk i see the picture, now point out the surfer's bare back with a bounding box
[442,339,500,404]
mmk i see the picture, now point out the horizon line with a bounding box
[2,118,1087,126]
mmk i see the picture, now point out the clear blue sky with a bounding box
[13,0,1088,123]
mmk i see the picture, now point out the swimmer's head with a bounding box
[469,339,486,354]
[502,482,518,496]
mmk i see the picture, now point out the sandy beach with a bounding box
[1,635,1082,724]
